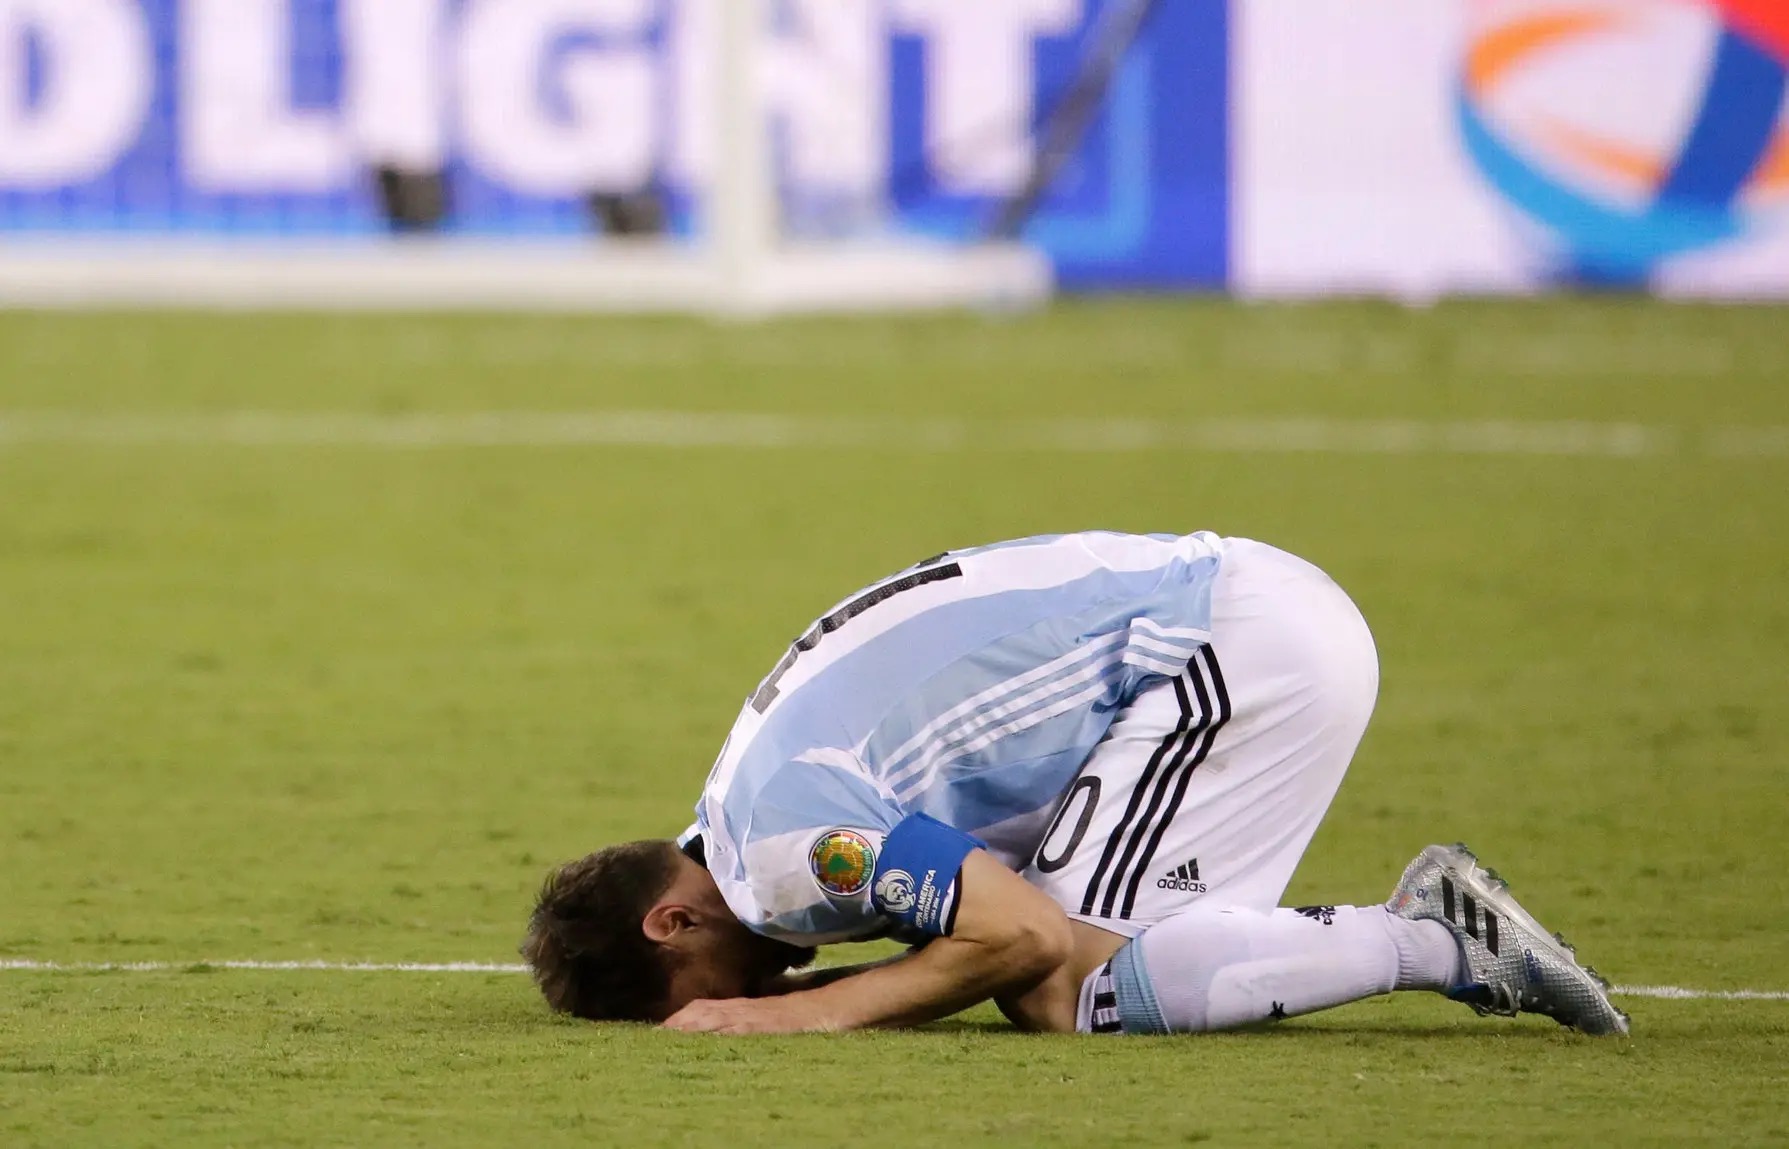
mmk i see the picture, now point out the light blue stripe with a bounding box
[762,564,1191,745]
[875,632,1129,780]
[912,742,1087,834]
[886,649,1129,796]
[1110,938,1168,1036]
[893,660,1119,792]
[723,758,899,843]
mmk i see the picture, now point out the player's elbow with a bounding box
[997,910,1075,985]
[952,850,1074,987]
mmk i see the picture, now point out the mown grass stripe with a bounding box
[2,959,1786,1000]
[0,411,1784,458]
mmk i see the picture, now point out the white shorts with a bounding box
[1021,537,1379,938]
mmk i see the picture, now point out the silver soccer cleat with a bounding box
[1386,843,1630,1036]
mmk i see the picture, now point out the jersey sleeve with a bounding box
[699,749,904,946]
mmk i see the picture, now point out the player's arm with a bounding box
[753,951,914,997]
[794,850,1074,1029]
[664,849,1072,1033]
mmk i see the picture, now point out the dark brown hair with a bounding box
[521,839,682,1022]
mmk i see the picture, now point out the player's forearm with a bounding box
[664,851,1078,1034]
[783,847,1076,1029]
[791,929,1064,1030]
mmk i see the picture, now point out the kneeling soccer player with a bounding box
[523,531,1628,1037]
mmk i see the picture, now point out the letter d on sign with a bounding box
[0,0,151,188]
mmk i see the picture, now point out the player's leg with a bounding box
[1022,537,1384,938]
[1104,537,1379,920]
[1076,901,1463,1033]
[994,666,1199,1034]
[1018,537,1467,1034]
[1075,843,1629,1036]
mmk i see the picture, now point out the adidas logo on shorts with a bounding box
[1156,858,1207,893]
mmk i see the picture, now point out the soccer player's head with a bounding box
[521,840,817,1022]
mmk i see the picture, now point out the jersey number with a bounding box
[749,558,963,713]
[1034,776,1101,873]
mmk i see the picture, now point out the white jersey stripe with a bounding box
[760,543,1156,710]
[880,645,1128,792]
[1127,633,1205,661]
[1130,617,1210,641]
[893,676,1120,801]
[1123,652,1187,678]
[876,631,1128,773]
[876,633,1129,780]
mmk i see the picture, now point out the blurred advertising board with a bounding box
[1233,0,1789,298]
[1,0,1784,296]
[0,0,1226,290]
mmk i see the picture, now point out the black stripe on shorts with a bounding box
[1117,646,1231,918]
[1078,661,1209,917]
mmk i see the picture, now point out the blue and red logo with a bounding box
[1460,0,1789,283]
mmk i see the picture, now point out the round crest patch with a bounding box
[808,829,875,898]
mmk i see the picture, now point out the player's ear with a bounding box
[641,901,698,944]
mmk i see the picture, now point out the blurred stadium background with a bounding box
[6,0,1785,307]
[2,1,1786,1145]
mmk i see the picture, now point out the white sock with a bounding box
[1080,905,1465,1034]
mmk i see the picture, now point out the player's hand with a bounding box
[661,996,832,1035]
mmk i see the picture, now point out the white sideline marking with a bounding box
[1612,985,1789,1002]
[0,411,1784,458]
[0,960,1784,999]
[0,959,528,973]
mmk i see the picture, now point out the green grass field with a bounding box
[2,299,1786,1146]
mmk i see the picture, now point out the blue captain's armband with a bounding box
[871,814,983,936]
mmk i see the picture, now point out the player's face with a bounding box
[652,861,817,1018]
[664,916,816,1015]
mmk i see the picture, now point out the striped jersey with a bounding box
[688,531,1226,945]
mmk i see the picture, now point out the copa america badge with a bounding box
[808,829,875,898]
